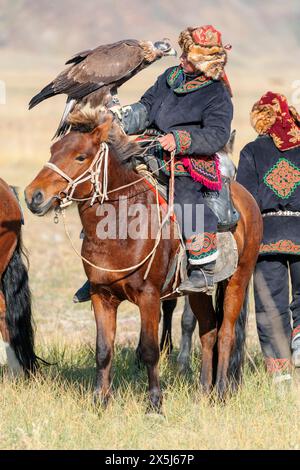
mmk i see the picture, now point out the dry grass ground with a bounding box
[0,345,299,450]
[0,50,299,449]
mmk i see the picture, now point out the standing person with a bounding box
[74,24,234,302]
[237,92,300,382]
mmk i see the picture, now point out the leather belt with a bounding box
[262,210,300,217]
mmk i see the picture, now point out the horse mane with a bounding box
[67,108,142,166]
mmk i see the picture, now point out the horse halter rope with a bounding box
[44,142,109,208]
[44,141,179,275]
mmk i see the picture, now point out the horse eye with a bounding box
[76,155,86,162]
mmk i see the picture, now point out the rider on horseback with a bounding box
[74,25,234,301]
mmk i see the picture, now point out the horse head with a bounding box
[25,112,113,215]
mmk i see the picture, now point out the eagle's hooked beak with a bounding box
[154,40,177,57]
[165,48,177,57]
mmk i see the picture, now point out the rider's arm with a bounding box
[236,145,259,203]
[112,74,163,135]
[171,83,233,156]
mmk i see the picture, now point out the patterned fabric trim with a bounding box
[167,66,183,87]
[189,250,219,265]
[157,153,189,176]
[263,158,300,199]
[186,232,217,261]
[135,133,222,190]
[259,239,300,255]
[167,66,213,94]
[173,130,192,155]
[292,325,300,339]
[265,357,291,374]
[181,155,222,191]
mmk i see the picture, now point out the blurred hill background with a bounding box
[0,0,299,67]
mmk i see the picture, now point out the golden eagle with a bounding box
[29,39,176,137]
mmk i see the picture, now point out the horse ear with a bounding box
[91,114,113,144]
[227,129,236,154]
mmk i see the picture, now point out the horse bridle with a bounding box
[44,142,109,209]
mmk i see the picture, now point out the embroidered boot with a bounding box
[291,333,300,367]
[73,280,91,303]
[178,261,215,294]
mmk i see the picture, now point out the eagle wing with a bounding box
[29,40,146,108]
[67,40,145,89]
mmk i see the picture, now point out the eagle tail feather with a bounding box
[53,98,76,139]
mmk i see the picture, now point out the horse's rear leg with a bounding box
[177,297,197,374]
[138,289,162,412]
[0,289,24,377]
[189,293,217,393]
[215,278,248,400]
[160,299,177,356]
[92,291,119,406]
[0,291,23,376]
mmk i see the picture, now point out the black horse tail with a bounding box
[2,234,38,375]
[215,281,249,387]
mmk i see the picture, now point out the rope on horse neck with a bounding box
[49,142,178,276]
[59,151,176,275]
[52,139,174,204]
[60,191,172,275]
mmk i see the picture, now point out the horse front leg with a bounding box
[137,288,162,413]
[91,290,119,407]
[160,299,177,356]
[215,279,248,401]
[189,293,217,393]
[177,296,197,374]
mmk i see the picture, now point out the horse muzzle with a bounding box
[24,188,55,216]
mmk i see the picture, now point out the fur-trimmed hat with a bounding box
[251,92,300,151]
[178,25,232,95]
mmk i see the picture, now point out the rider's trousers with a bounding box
[254,254,300,374]
[174,176,219,265]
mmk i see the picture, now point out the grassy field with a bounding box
[0,50,299,450]
[0,345,299,450]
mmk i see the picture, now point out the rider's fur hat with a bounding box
[251,92,300,150]
[178,25,232,95]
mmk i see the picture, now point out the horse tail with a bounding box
[215,281,249,386]
[2,234,38,375]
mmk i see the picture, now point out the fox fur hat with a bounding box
[250,92,300,150]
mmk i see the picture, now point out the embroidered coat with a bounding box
[236,135,300,255]
[124,66,233,190]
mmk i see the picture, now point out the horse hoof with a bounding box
[177,362,192,376]
[214,386,228,404]
[199,384,213,396]
[146,402,164,416]
[93,390,111,408]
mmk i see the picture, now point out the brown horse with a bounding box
[25,113,262,410]
[0,179,37,376]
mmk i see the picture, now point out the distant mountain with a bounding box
[1,0,299,67]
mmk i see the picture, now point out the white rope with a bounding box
[47,140,177,275]
[45,139,174,205]
[60,197,172,274]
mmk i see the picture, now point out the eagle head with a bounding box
[154,38,177,57]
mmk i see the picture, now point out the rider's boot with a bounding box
[178,261,215,294]
[73,280,91,303]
